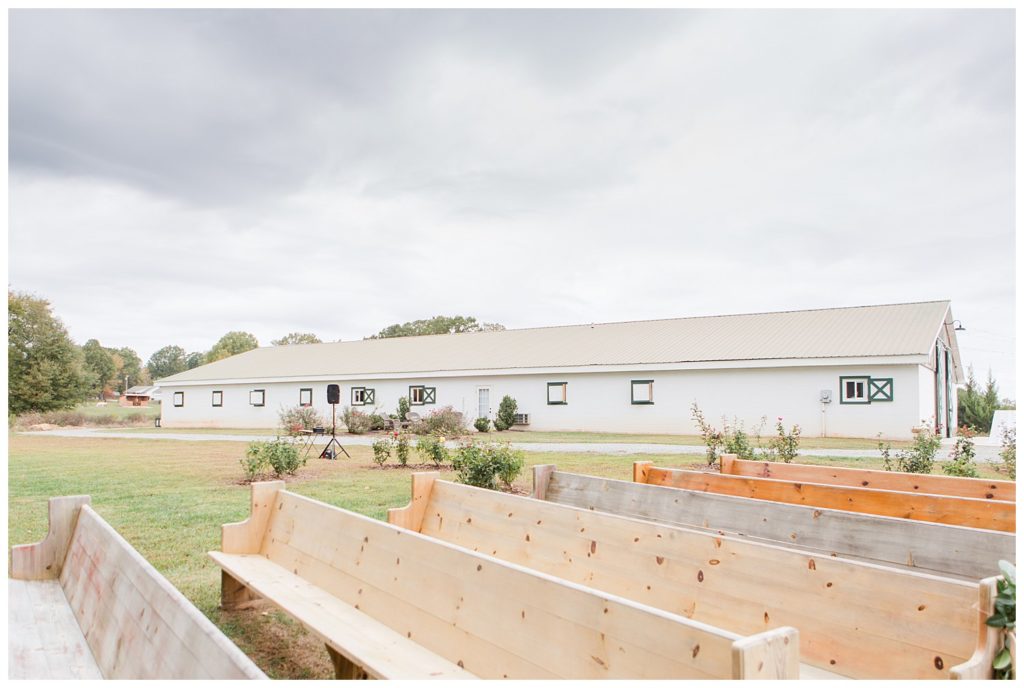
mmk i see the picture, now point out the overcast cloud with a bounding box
[8,9,1016,395]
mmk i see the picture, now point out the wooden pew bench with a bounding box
[720,454,1016,501]
[532,465,1014,581]
[211,480,799,680]
[634,461,1015,532]
[8,496,266,680]
[390,472,1005,680]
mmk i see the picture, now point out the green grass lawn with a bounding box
[7,434,1009,677]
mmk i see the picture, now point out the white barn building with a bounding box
[157,301,964,439]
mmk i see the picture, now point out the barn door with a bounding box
[477,388,490,419]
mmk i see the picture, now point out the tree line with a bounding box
[9,289,504,415]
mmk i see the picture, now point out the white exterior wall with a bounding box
[161,363,926,439]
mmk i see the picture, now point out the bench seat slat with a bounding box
[210,551,475,680]
[8,579,103,680]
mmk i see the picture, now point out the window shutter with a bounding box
[424,387,436,404]
[869,378,894,402]
[365,388,375,404]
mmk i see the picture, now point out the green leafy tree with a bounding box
[114,347,146,389]
[206,331,259,363]
[369,315,504,339]
[272,332,322,346]
[958,367,1002,433]
[147,345,188,380]
[8,290,92,414]
[185,351,205,369]
[81,339,116,398]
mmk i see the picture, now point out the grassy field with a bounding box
[8,433,1009,677]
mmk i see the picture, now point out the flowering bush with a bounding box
[450,441,525,490]
[1000,426,1016,480]
[880,431,941,474]
[690,402,764,465]
[943,427,980,478]
[395,433,411,466]
[416,435,449,467]
[342,406,372,434]
[412,406,467,436]
[278,405,325,436]
[371,437,392,466]
[765,417,801,463]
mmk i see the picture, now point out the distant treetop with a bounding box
[272,332,322,346]
[368,315,505,339]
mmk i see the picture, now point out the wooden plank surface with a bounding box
[720,454,1016,501]
[541,470,1013,580]
[387,472,439,531]
[8,579,102,679]
[211,552,474,680]
[250,489,793,679]
[640,463,1015,532]
[422,477,986,679]
[60,505,266,680]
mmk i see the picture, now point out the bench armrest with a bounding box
[10,495,91,580]
[950,576,1002,679]
[223,481,285,554]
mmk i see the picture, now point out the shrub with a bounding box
[943,428,980,478]
[986,560,1016,679]
[243,439,304,480]
[412,406,467,436]
[494,444,525,488]
[397,396,410,422]
[495,395,518,432]
[416,435,449,467]
[880,430,941,474]
[474,417,491,433]
[765,417,801,463]
[278,405,325,436]
[450,441,525,490]
[371,438,392,466]
[395,434,411,466]
[691,403,764,464]
[1000,426,1016,480]
[342,406,372,434]
[691,402,724,465]
[240,448,270,482]
[368,412,391,431]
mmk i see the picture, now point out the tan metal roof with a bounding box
[159,300,956,383]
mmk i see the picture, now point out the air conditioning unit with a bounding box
[513,413,530,426]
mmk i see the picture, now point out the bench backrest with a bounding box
[391,473,1000,679]
[533,466,1014,581]
[10,496,265,680]
[232,482,797,679]
[720,454,1016,501]
[635,462,1015,532]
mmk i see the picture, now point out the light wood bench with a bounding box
[210,480,799,679]
[391,472,1004,679]
[532,465,1013,581]
[634,461,1015,532]
[720,454,1016,501]
[9,495,266,680]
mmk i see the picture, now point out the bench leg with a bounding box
[326,646,369,680]
[221,571,261,610]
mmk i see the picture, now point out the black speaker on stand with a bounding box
[320,384,351,460]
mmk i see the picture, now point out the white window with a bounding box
[211,390,223,407]
[631,380,654,405]
[351,387,375,405]
[249,389,266,407]
[409,386,435,405]
[839,376,870,404]
[547,382,567,405]
[299,388,312,407]
[173,391,184,407]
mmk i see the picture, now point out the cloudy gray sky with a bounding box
[9,9,1016,395]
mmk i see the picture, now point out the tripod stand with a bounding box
[319,402,351,460]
